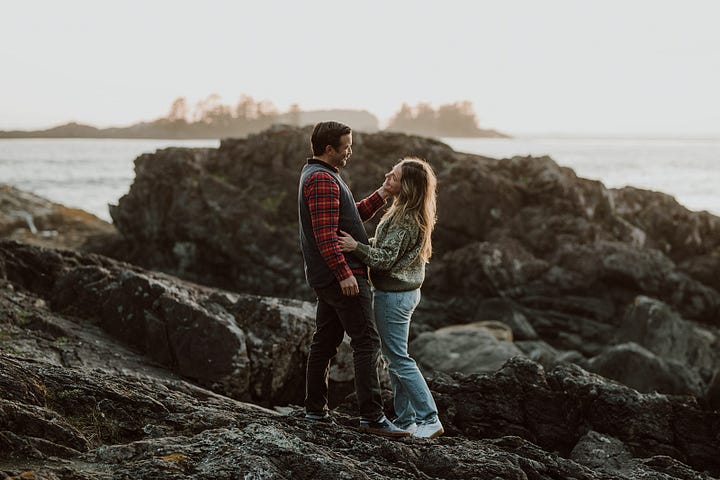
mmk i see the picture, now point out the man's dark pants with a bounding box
[305,277,384,420]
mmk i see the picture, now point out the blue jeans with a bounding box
[373,289,439,427]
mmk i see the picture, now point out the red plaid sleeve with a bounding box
[356,191,386,221]
[304,171,353,282]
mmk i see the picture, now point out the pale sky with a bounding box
[1,0,719,136]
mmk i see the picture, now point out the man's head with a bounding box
[311,121,353,168]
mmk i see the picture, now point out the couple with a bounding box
[298,121,443,439]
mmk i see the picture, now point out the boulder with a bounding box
[0,184,115,251]
[620,296,719,384]
[409,324,525,375]
[586,342,704,397]
[0,240,315,406]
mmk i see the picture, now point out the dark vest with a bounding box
[298,160,369,288]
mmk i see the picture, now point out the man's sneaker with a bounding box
[359,415,412,437]
[304,412,335,424]
[414,419,444,439]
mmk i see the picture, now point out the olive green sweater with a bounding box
[354,213,426,292]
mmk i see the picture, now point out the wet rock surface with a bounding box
[102,126,720,399]
[2,126,720,478]
[1,241,719,478]
[0,240,315,406]
[0,185,115,252]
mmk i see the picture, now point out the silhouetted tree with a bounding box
[388,103,415,132]
[288,103,301,126]
[235,95,257,120]
[387,101,486,137]
[167,97,189,123]
[436,101,481,136]
[193,94,220,123]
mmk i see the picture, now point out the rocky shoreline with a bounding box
[1,125,719,478]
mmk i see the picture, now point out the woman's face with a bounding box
[383,164,403,196]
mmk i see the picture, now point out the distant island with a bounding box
[0,95,510,139]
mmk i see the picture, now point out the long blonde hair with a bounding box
[381,157,438,262]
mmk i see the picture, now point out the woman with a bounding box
[338,157,443,439]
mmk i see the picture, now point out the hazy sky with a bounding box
[2,0,719,136]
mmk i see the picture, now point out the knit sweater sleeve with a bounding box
[354,221,417,271]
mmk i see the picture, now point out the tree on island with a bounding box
[0,95,507,139]
[386,101,507,138]
[143,94,281,138]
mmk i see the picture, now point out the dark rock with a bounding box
[2,343,719,478]
[586,342,704,396]
[0,184,116,251]
[409,326,525,375]
[99,125,720,400]
[426,357,720,475]
[0,240,314,406]
[620,296,719,385]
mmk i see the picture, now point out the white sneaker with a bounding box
[402,423,418,435]
[414,420,444,439]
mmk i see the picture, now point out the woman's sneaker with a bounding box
[396,422,418,435]
[359,415,412,437]
[399,422,417,435]
[414,420,444,439]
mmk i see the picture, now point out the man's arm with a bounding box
[356,187,390,222]
[304,171,354,283]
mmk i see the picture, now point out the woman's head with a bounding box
[383,157,437,262]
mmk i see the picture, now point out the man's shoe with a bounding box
[359,415,412,438]
[304,412,335,424]
[414,419,444,439]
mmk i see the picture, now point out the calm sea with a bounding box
[1,137,718,222]
[0,139,218,222]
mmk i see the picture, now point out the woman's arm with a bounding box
[339,222,417,271]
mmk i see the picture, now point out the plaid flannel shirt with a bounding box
[303,162,386,283]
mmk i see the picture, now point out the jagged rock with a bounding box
[570,430,635,473]
[423,357,720,475]
[0,240,314,406]
[586,342,705,397]
[0,184,115,251]
[515,339,587,371]
[611,186,720,264]
[82,126,720,399]
[3,344,719,478]
[620,296,719,384]
[568,430,711,479]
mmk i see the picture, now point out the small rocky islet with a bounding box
[1,125,719,479]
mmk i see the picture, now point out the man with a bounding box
[298,121,410,437]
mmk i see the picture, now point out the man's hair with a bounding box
[311,121,352,156]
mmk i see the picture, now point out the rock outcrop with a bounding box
[0,240,314,406]
[2,265,719,478]
[3,125,720,478]
[104,125,720,400]
[0,185,115,251]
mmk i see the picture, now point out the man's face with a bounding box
[328,133,352,168]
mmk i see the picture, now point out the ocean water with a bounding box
[0,139,218,222]
[0,137,718,223]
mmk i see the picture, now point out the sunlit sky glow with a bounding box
[2,0,719,136]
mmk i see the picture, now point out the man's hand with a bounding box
[339,275,360,296]
[376,185,391,200]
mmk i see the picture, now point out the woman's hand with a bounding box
[337,230,358,252]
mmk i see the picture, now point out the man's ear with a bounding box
[324,144,335,156]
